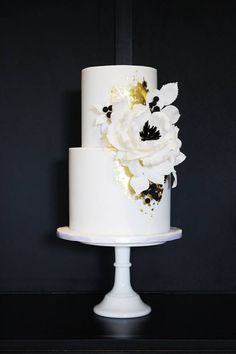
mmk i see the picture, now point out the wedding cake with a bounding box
[69,65,185,236]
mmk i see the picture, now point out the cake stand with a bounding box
[57,226,182,318]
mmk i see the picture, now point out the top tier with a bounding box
[81,65,157,147]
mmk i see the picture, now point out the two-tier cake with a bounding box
[69,65,185,236]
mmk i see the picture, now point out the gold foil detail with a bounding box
[137,183,164,206]
[101,133,117,152]
[114,160,134,198]
[129,81,148,106]
[111,86,131,103]
[139,159,144,166]
[111,79,149,108]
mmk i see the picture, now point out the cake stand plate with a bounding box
[57,226,182,247]
[57,227,182,318]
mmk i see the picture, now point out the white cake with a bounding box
[69,65,185,236]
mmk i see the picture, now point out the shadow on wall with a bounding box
[43,90,82,247]
[66,90,82,148]
[54,89,82,235]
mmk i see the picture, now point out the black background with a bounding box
[0,0,236,293]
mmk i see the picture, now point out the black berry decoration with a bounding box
[149,102,154,109]
[149,95,160,113]
[153,106,160,112]
[103,105,113,118]
[102,106,108,113]
[153,96,159,103]
[140,121,161,141]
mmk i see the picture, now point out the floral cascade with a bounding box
[94,79,186,206]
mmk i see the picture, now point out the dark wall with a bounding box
[0,0,236,293]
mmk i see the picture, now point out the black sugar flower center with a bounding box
[140,121,161,141]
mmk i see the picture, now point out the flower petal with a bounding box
[144,168,164,184]
[172,170,177,188]
[161,105,180,124]
[175,152,186,166]
[142,144,173,166]
[145,159,173,176]
[111,99,129,123]
[96,114,107,125]
[159,83,178,106]
[127,160,143,176]
[130,175,149,194]
[101,121,109,133]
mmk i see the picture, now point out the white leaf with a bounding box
[130,176,149,194]
[161,105,180,124]
[159,83,178,106]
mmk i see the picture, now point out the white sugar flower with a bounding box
[95,81,186,196]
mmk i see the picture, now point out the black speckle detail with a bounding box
[142,80,147,88]
[145,198,151,204]
[140,121,161,141]
[141,182,164,203]
[106,112,112,118]
[108,105,112,111]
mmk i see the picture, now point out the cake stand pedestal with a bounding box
[57,227,182,318]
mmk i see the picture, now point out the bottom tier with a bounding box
[69,148,171,236]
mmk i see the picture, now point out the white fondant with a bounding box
[69,148,170,236]
[81,65,157,148]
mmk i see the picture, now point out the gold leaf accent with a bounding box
[111,86,130,102]
[129,81,148,106]
[114,161,135,197]
[101,133,117,152]
[123,165,135,195]
[139,159,144,166]
[123,165,134,178]
[111,80,149,108]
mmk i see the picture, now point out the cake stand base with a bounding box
[94,247,151,318]
[94,292,151,318]
[57,227,182,318]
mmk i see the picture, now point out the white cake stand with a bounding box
[57,226,182,318]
